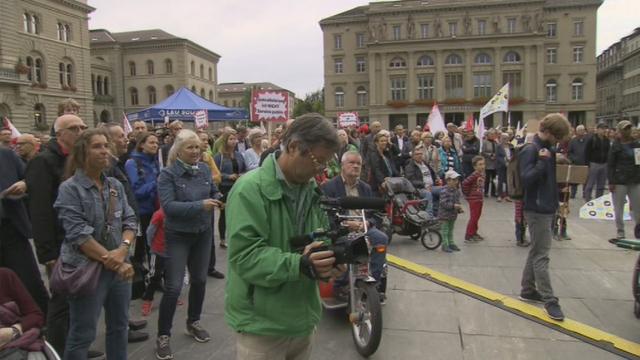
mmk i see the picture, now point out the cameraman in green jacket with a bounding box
[225,114,342,360]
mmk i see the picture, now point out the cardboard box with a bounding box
[556,164,589,184]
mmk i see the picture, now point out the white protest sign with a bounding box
[338,112,359,128]
[251,90,289,122]
[194,109,208,129]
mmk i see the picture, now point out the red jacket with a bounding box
[462,171,485,202]
[146,208,166,257]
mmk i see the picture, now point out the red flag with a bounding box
[464,114,474,131]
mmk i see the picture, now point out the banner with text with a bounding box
[251,90,289,122]
[194,109,208,129]
[337,112,359,128]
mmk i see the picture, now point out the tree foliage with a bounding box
[293,88,324,117]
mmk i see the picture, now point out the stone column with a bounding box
[465,48,473,100]
[493,46,502,91]
[436,50,444,102]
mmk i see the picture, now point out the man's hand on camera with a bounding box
[342,220,364,232]
[300,241,336,280]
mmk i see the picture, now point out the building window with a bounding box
[356,86,368,107]
[475,53,492,64]
[335,87,345,108]
[504,51,521,63]
[444,73,463,98]
[26,57,33,81]
[59,63,65,86]
[334,58,343,73]
[547,48,557,64]
[473,73,492,98]
[334,34,342,49]
[546,79,557,102]
[503,71,522,97]
[129,61,136,76]
[574,21,584,37]
[190,61,195,75]
[208,67,212,81]
[66,64,72,86]
[165,59,173,74]
[103,77,109,95]
[148,86,156,104]
[421,23,429,38]
[200,88,205,98]
[166,85,175,97]
[57,24,71,42]
[571,78,584,101]
[130,88,139,105]
[389,56,406,68]
[356,57,366,73]
[417,55,434,66]
[390,77,407,100]
[34,58,43,84]
[547,22,557,38]
[91,74,96,94]
[393,25,401,40]
[23,13,39,34]
[208,90,214,101]
[191,85,196,92]
[448,22,457,37]
[232,100,237,107]
[356,33,365,48]
[57,23,64,40]
[417,75,435,100]
[147,60,154,75]
[573,46,584,63]
[199,64,204,78]
[507,18,517,33]
[478,20,486,35]
[445,54,463,65]
[23,13,30,33]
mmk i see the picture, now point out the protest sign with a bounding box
[338,112,359,128]
[251,90,289,122]
[194,109,208,129]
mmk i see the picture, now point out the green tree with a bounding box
[293,88,324,117]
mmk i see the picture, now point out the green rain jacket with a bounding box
[224,153,328,337]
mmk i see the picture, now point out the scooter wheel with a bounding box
[410,232,420,240]
[351,281,383,357]
[421,230,442,250]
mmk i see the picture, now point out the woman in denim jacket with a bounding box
[213,129,246,248]
[155,129,223,360]
[54,129,137,360]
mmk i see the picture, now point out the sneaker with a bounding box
[474,234,485,241]
[616,231,625,240]
[497,197,503,203]
[464,237,477,243]
[141,300,153,317]
[156,335,173,360]
[516,240,531,247]
[544,301,565,321]
[207,270,225,279]
[186,321,210,343]
[518,290,544,304]
[379,292,387,305]
[449,244,461,251]
[442,245,453,253]
[561,234,572,241]
[505,197,513,203]
[219,239,227,248]
[553,234,562,241]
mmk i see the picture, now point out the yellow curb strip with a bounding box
[387,254,640,357]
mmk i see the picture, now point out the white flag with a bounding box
[122,112,132,136]
[3,117,21,139]
[480,83,509,120]
[476,117,486,151]
[426,102,446,134]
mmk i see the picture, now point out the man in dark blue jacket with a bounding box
[518,113,571,321]
[322,150,389,300]
[0,147,49,316]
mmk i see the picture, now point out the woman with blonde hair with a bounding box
[155,129,223,359]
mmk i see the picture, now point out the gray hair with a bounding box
[167,129,200,165]
[281,113,339,154]
[576,125,586,132]
[341,150,361,164]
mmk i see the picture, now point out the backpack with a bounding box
[506,143,531,200]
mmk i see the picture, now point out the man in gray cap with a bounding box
[584,122,610,201]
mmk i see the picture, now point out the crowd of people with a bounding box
[0,97,639,359]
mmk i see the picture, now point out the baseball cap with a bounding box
[444,169,461,180]
[616,120,633,131]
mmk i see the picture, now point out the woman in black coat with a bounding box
[368,132,397,196]
[461,130,480,177]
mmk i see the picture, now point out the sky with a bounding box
[87,0,636,99]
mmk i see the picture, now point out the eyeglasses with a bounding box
[64,125,88,133]
[308,151,329,170]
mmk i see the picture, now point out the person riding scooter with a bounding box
[322,150,389,301]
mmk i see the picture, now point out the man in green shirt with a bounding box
[225,114,342,360]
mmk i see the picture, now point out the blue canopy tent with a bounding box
[127,87,248,123]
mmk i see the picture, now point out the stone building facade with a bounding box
[320,0,601,130]
[596,27,640,127]
[89,29,220,126]
[0,0,94,132]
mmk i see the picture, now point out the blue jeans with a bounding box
[157,228,212,337]
[367,228,388,281]
[64,269,130,360]
[419,186,443,218]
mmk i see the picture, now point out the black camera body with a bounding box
[309,232,369,265]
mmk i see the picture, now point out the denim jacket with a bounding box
[214,151,247,190]
[158,161,222,233]
[54,170,137,267]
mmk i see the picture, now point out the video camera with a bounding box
[289,196,386,265]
